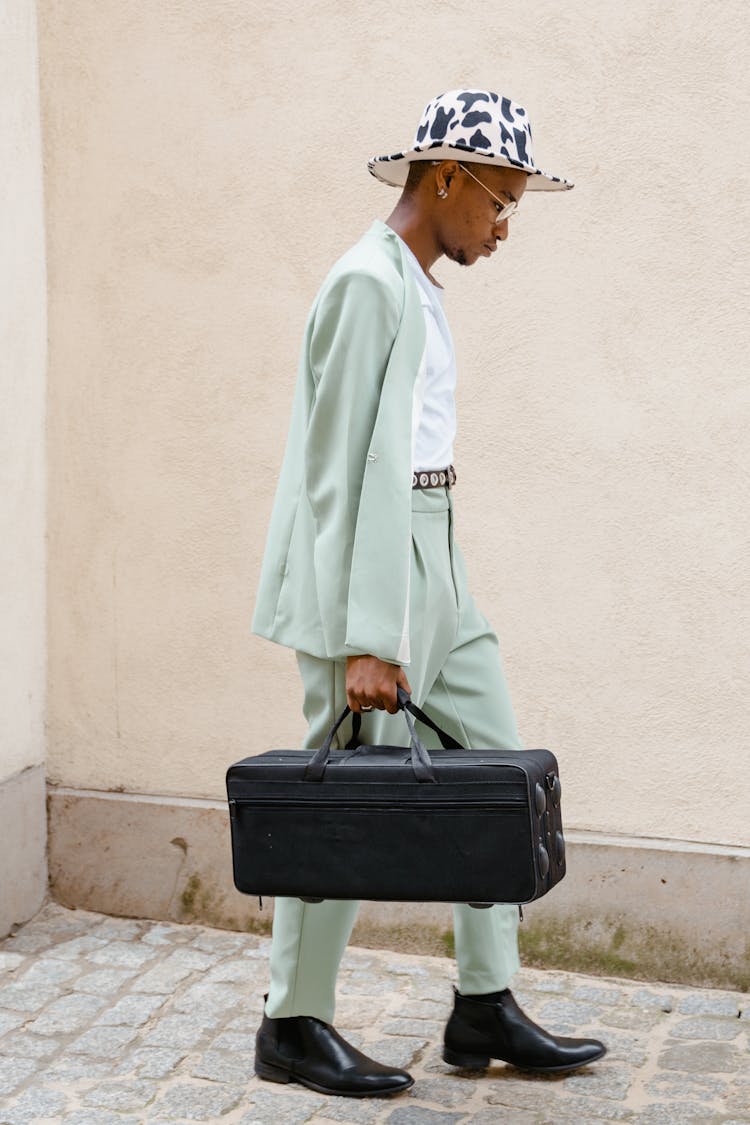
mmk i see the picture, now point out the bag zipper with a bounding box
[230,797,527,811]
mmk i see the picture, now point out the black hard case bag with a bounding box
[226,691,566,905]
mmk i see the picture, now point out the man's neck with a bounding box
[385,200,443,285]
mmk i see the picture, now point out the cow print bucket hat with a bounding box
[368,89,572,191]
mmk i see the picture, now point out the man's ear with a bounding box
[436,160,460,196]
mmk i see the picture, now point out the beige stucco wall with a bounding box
[41,1,750,848]
[1,0,48,931]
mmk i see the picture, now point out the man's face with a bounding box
[438,163,529,267]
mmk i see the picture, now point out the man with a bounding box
[251,89,606,1097]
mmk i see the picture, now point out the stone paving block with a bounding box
[316,1094,387,1122]
[93,990,168,1027]
[381,962,431,979]
[484,1073,578,1111]
[328,1000,388,1030]
[0,1056,39,1098]
[600,1008,662,1031]
[465,1109,540,1124]
[536,999,603,1031]
[594,1029,648,1067]
[141,923,185,946]
[73,967,139,994]
[484,1065,561,1090]
[172,980,240,1017]
[0,982,61,1011]
[368,1037,429,1069]
[80,1079,160,1111]
[204,957,267,986]
[0,1011,24,1035]
[86,940,160,969]
[0,1086,68,1125]
[658,1040,744,1072]
[559,1063,632,1100]
[341,972,402,995]
[128,1046,187,1078]
[0,1032,60,1059]
[239,1085,326,1123]
[538,1113,624,1124]
[0,954,26,974]
[572,985,624,1006]
[406,982,456,1005]
[0,933,52,955]
[340,953,377,970]
[188,1048,254,1084]
[59,1112,142,1125]
[16,957,79,985]
[190,931,248,955]
[631,988,674,1012]
[382,1019,443,1039]
[227,1007,269,1033]
[668,1015,742,1041]
[43,1057,119,1081]
[149,1081,245,1119]
[141,1012,220,1049]
[92,918,147,941]
[631,1102,716,1123]
[407,1076,476,1107]
[45,935,110,960]
[149,1080,246,1116]
[169,948,225,972]
[68,1024,139,1055]
[210,1029,256,1052]
[28,903,95,932]
[133,948,216,992]
[676,991,743,1016]
[385,1107,468,1124]
[26,991,107,1035]
[241,940,272,962]
[725,1076,750,1115]
[518,973,568,994]
[644,1069,728,1102]
[538,1093,633,1120]
[390,1000,449,1021]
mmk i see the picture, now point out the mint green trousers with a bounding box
[265,487,523,1023]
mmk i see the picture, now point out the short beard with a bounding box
[444,246,468,266]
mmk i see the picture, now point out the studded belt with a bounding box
[411,465,457,490]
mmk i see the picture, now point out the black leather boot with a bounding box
[255,1008,414,1097]
[443,987,606,1074]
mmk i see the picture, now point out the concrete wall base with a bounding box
[1,766,48,938]
[47,787,750,991]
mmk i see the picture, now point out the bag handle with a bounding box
[304,691,439,783]
[395,687,464,750]
[344,692,463,752]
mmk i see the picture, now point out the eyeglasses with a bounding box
[458,163,519,223]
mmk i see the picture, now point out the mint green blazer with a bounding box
[251,221,426,666]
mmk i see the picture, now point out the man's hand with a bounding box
[346,655,412,714]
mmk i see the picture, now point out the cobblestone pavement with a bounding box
[1,904,749,1124]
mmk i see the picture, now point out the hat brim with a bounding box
[368,145,573,191]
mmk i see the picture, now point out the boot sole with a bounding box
[255,1055,414,1097]
[442,1044,607,1073]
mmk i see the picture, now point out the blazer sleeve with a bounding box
[305,267,408,663]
